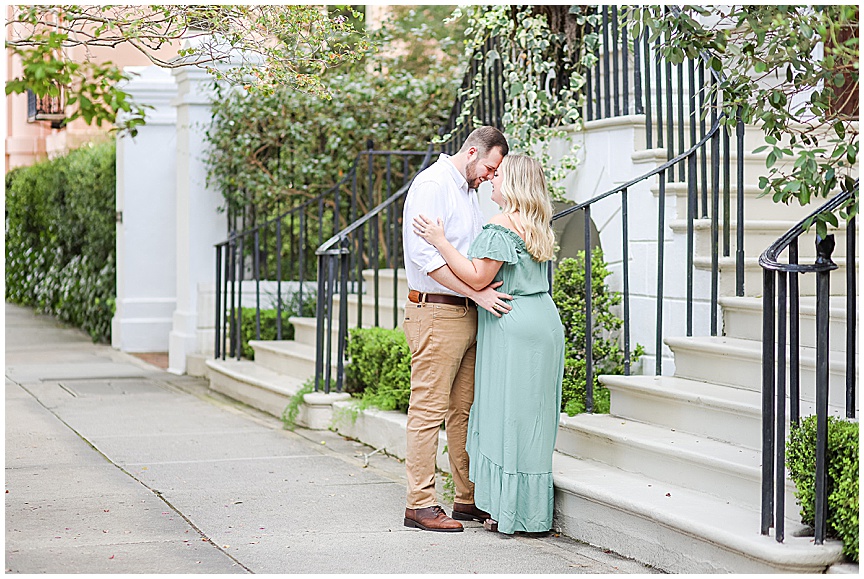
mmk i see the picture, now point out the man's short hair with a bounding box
[459,126,509,158]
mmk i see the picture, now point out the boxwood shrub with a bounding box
[345,327,411,413]
[787,415,859,561]
[5,142,116,341]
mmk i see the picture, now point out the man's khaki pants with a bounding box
[402,300,477,509]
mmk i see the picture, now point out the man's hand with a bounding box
[471,281,512,318]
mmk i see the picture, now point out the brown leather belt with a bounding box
[408,290,475,308]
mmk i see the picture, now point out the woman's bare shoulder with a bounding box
[487,213,510,226]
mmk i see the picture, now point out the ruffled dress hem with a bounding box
[467,442,555,535]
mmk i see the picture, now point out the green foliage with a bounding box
[441,471,455,504]
[238,292,316,360]
[204,9,463,216]
[444,6,599,200]
[627,6,859,231]
[6,6,372,134]
[5,142,117,342]
[281,378,315,432]
[553,249,644,415]
[345,327,412,413]
[787,416,859,561]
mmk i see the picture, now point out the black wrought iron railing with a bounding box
[213,146,428,361]
[758,182,858,544]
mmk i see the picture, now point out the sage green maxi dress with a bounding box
[466,223,565,535]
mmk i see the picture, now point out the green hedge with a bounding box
[345,327,412,413]
[5,142,116,341]
[787,416,859,561]
[238,293,316,359]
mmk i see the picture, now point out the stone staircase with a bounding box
[549,137,855,571]
[203,120,855,571]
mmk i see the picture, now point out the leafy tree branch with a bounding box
[6,5,371,135]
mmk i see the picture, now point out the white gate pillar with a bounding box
[112,66,179,353]
[167,64,226,374]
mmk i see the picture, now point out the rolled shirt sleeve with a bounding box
[401,154,484,296]
[403,180,448,275]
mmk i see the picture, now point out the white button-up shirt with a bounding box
[402,154,485,297]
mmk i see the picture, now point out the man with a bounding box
[401,126,512,532]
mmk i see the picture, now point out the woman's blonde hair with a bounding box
[497,154,556,262]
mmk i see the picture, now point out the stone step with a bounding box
[205,357,307,419]
[693,255,852,297]
[601,374,850,451]
[720,296,855,353]
[670,218,854,261]
[635,148,797,194]
[362,268,409,300]
[331,293,406,330]
[665,335,856,409]
[555,413,798,518]
[552,452,844,573]
[288,316,323,348]
[649,180,840,222]
[249,340,338,382]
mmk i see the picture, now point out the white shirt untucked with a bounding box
[402,154,484,297]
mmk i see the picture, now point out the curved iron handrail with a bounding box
[758,180,858,545]
[759,182,858,272]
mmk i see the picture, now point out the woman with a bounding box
[413,154,565,535]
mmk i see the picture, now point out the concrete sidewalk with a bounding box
[5,303,659,574]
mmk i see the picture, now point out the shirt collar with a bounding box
[439,153,471,194]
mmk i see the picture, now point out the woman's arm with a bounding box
[413,214,503,291]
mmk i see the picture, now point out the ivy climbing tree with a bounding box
[444,5,600,201]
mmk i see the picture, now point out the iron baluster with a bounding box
[761,268,776,535]
[723,123,731,257]
[314,254,326,392]
[655,171,666,375]
[677,62,685,182]
[665,48,674,180]
[699,62,708,218]
[611,6,619,117]
[655,37,664,151]
[337,239,351,393]
[813,234,835,545]
[214,244,223,359]
[710,77,720,336]
[585,206,593,412]
[324,255,336,395]
[622,188,631,375]
[736,108,745,296]
[790,240,800,424]
[846,215,856,418]
[634,29,643,116]
[643,32,652,146]
[775,271,787,543]
[236,237,244,360]
[254,229,261,341]
[276,219,283,340]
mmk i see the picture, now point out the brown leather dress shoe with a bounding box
[451,502,491,523]
[404,505,464,532]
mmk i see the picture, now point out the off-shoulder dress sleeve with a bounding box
[468,224,522,264]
